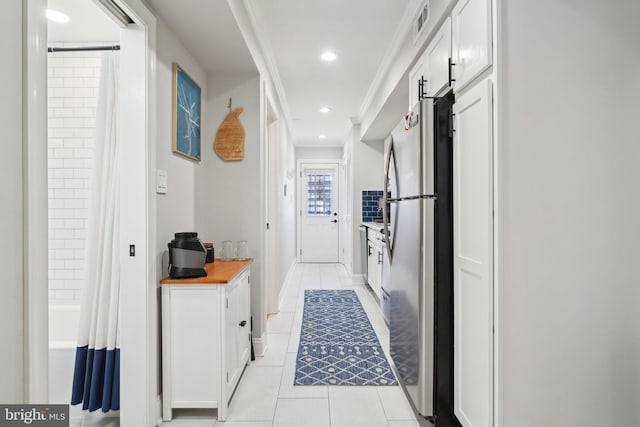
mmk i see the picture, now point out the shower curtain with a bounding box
[71,54,120,413]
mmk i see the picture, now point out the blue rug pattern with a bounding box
[294,289,397,386]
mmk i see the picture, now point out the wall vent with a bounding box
[413,1,431,43]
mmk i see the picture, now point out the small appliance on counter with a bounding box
[168,232,207,279]
[204,242,215,263]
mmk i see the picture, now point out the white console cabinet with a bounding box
[161,260,252,421]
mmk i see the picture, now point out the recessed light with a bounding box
[319,134,327,139]
[319,107,331,114]
[46,9,70,23]
[320,51,337,62]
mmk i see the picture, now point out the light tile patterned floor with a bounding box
[81,263,423,427]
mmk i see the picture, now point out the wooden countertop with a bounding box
[160,259,252,285]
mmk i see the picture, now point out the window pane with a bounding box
[306,173,333,215]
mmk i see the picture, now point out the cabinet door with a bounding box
[409,55,427,111]
[367,241,376,287]
[452,0,492,92]
[236,273,251,367]
[166,287,220,405]
[225,283,239,393]
[425,18,452,96]
[367,241,382,296]
[453,79,493,427]
[373,245,383,297]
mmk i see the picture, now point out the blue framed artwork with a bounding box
[172,63,201,161]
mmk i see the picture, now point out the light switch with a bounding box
[156,169,168,194]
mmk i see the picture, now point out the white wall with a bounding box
[295,146,343,160]
[342,131,354,275]
[0,0,24,403]
[47,46,114,305]
[155,17,207,277]
[154,15,207,401]
[197,74,264,334]
[348,126,384,277]
[498,1,640,425]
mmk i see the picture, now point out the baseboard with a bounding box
[253,332,267,357]
[351,273,365,285]
[277,260,297,310]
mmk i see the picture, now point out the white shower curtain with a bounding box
[71,54,121,413]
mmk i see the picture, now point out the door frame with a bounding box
[115,1,158,424]
[296,159,342,263]
[26,0,158,423]
[264,90,279,315]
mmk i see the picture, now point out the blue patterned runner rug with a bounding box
[294,289,397,385]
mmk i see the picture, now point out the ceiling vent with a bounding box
[413,1,431,43]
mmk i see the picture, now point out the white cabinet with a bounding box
[451,0,492,92]
[226,272,251,398]
[409,18,452,108]
[425,17,452,97]
[366,228,383,299]
[453,79,493,427]
[161,263,252,422]
[409,54,427,111]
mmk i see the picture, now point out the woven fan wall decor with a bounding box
[214,98,245,161]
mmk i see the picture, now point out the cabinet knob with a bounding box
[239,320,247,327]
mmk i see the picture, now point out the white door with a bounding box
[225,284,239,393]
[453,79,493,427]
[299,163,340,263]
[425,17,452,96]
[409,55,427,110]
[452,0,493,92]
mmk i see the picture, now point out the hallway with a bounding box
[162,263,420,427]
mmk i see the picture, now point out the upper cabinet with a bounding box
[408,0,493,107]
[408,18,452,110]
[451,0,493,92]
[425,17,452,97]
[409,52,427,111]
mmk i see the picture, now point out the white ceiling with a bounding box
[47,0,120,42]
[48,0,415,147]
[250,0,412,146]
[147,0,257,75]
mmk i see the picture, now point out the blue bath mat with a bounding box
[294,289,397,386]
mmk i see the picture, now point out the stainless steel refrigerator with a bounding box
[382,93,455,424]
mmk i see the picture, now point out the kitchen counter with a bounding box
[362,221,385,234]
[160,259,252,285]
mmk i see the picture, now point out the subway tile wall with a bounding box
[362,190,384,222]
[47,43,113,305]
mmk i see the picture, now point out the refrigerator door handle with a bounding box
[382,141,394,262]
[387,194,437,202]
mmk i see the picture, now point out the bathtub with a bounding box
[49,305,80,405]
[49,305,119,423]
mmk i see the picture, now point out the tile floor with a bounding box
[73,263,425,426]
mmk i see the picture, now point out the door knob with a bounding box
[239,320,247,327]
[331,219,338,223]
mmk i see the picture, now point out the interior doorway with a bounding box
[297,161,341,263]
[46,1,121,412]
[29,0,158,424]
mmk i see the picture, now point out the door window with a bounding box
[306,173,333,216]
